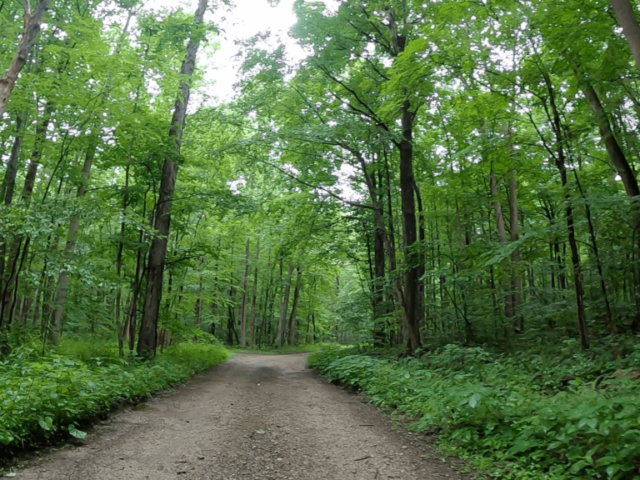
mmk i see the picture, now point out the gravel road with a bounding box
[18,353,468,480]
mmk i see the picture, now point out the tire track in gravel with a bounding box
[17,353,470,480]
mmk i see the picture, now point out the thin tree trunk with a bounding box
[373,211,387,347]
[0,112,25,295]
[239,238,250,347]
[50,140,96,340]
[573,168,615,332]
[1,112,25,205]
[288,267,302,346]
[0,105,52,327]
[414,182,427,329]
[137,0,209,358]
[278,263,295,348]
[509,169,523,332]
[490,169,515,319]
[543,69,590,349]
[249,238,259,346]
[227,276,236,346]
[195,257,204,329]
[0,0,51,117]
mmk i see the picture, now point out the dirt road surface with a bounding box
[18,353,468,480]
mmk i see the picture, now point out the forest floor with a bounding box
[15,353,471,480]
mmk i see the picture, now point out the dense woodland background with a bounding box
[1,0,640,355]
[3,1,640,477]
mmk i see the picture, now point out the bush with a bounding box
[0,342,228,448]
[308,342,640,480]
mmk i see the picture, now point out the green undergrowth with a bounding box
[230,343,343,355]
[308,338,640,480]
[0,337,229,450]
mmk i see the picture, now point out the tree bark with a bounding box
[490,169,515,319]
[137,0,209,358]
[611,0,640,75]
[1,112,25,205]
[239,238,250,347]
[576,70,640,331]
[0,105,52,327]
[227,271,236,346]
[0,0,51,118]
[0,112,25,296]
[249,238,259,346]
[372,212,387,347]
[508,169,523,332]
[50,140,96,340]
[288,267,302,346]
[278,263,294,348]
[399,100,422,352]
[543,70,590,349]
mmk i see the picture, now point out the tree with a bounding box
[0,0,51,118]
[138,0,210,358]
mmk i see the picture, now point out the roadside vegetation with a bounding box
[3,0,640,477]
[0,333,228,451]
[309,341,640,480]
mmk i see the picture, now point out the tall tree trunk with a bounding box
[239,238,250,347]
[1,112,25,205]
[414,182,427,330]
[573,168,615,332]
[399,100,422,352]
[372,213,387,347]
[509,169,523,332]
[278,263,294,348]
[543,70,590,349]
[249,238,259,346]
[288,267,302,346]
[581,79,640,330]
[50,140,96,340]
[558,165,589,349]
[580,80,640,198]
[137,0,209,359]
[195,257,204,329]
[0,112,25,296]
[611,0,640,75]
[0,105,52,327]
[0,0,51,118]
[226,273,235,346]
[490,169,515,319]
[355,151,404,322]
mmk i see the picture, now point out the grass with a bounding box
[0,338,229,451]
[308,338,640,480]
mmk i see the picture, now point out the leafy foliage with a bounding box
[0,341,228,449]
[308,342,640,479]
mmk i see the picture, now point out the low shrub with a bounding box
[308,341,640,480]
[0,342,228,449]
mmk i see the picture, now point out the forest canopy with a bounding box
[0,0,639,356]
[3,0,640,477]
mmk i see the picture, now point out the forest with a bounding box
[1,0,640,478]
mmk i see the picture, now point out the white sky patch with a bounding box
[148,0,305,105]
[228,176,246,195]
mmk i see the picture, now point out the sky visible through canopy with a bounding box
[149,0,306,104]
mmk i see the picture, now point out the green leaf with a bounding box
[69,426,87,439]
[570,460,588,474]
[38,418,53,431]
[605,464,620,478]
